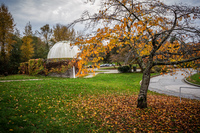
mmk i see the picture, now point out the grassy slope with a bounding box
[0,73,141,132]
[0,73,199,132]
[186,73,200,85]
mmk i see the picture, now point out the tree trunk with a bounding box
[1,41,6,63]
[137,68,151,108]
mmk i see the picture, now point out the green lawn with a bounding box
[186,73,200,85]
[0,73,199,132]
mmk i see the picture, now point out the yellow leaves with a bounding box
[150,5,155,10]
[133,23,138,27]
[184,14,190,19]
[193,15,197,19]
[137,41,152,56]
[21,36,34,62]
[123,17,127,22]
[158,17,164,23]
[178,17,183,21]
[138,21,143,25]
[92,57,100,63]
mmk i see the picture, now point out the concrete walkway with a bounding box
[0,79,43,82]
[84,69,119,78]
[149,69,200,100]
[84,68,142,78]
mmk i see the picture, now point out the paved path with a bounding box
[84,68,141,78]
[0,79,42,82]
[149,69,200,100]
[84,69,119,78]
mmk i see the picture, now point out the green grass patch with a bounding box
[0,73,142,132]
[0,73,199,132]
[186,73,200,85]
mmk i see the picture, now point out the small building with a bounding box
[47,41,80,78]
[47,41,80,60]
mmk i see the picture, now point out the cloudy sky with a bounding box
[0,0,200,35]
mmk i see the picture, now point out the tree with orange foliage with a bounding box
[70,0,200,108]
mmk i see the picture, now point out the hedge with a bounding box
[19,59,78,76]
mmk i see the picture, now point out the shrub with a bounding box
[18,62,29,74]
[28,59,44,76]
[46,61,71,73]
[118,66,130,73]
[18,59,79,76]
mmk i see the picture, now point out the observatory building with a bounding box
[47,41,80,78]
[47,41,80,60]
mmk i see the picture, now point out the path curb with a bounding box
[184,78,200,88]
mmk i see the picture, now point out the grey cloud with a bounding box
[0,0,100,33]
[0,0,199,34]
[162,0,200,5]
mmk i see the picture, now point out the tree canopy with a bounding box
[20,22,35,62]
[71,0,200,108]
[0,4,15,62]
[53,24,76,42]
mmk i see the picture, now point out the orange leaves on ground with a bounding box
[72,94,200,132]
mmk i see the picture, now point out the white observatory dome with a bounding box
[47,41,80,59]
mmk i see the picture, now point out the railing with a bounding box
[179,87,200,102]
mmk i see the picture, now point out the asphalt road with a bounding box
[148,68,200,100]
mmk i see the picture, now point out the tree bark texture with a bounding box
[137,68,151,108]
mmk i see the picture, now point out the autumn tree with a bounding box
[23,22,33,37]
[71,0,200,108]
[20,22,34,62]
[53,24,76,42]
[0,4,15,73]
[38,24,53,50]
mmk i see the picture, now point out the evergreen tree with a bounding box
[8,35,22,74]
[0,4,15,74]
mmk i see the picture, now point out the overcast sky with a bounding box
[0,0,200,35]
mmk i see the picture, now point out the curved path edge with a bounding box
[184,78,200,87]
